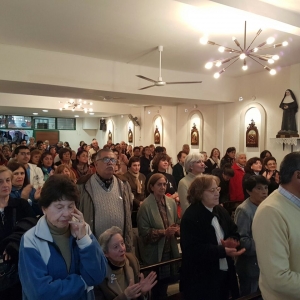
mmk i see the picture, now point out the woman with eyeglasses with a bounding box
[137,173,180,299]
[180,175,245,300]
[262,156,279,194]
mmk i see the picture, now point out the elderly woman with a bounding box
[137,173,180,299]
[55,164,77,183]
[180,175,245,300]
[178,153,206,217]
[97,226,157,300]
[18,175,107,300]
[54,148,72,167]
[0,166,35,300]
[262,156,280,195]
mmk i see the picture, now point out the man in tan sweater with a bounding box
[253,152,300,300]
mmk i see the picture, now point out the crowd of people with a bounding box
[0,136,298,300]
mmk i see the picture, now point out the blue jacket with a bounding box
[19,216,107,300]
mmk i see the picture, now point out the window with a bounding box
[57,118,75,130]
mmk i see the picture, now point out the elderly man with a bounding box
[88,139,100,164]
[77,148,133,251]
[253,152,300,300]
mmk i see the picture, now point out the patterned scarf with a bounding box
[127,169,142,194]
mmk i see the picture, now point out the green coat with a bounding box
[137,193,180,266]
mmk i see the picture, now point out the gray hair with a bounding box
[236,152,246,159]
[184,153,204,172]
[98,226,123,253]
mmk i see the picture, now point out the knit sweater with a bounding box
[253,190,300,300]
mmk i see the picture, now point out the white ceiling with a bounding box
[0,0,300,117]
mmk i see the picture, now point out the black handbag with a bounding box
[0,255,19,291]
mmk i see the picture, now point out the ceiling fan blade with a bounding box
[165,81,202,85]
[136,75,157,83]
[139,84,156,90]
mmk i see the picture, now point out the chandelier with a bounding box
[200,21,288,78]
[59,99,93,113]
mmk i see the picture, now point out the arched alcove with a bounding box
[239,102,266,156]
[127,120,134,145]
[187,110,203,153]
[153,114,163,146]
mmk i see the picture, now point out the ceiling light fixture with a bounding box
[42,110,48,112]
[58,99,93,113]
[201,21,288,78]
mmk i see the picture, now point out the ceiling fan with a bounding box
[136,45,202,90]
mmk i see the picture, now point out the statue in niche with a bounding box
[108,130,112,141]
[191,123,199,145]
[128,127,133,143]
[277,89,299,137]
[246,119,259,147]
[154,126,160,144]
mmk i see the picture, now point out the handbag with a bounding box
[0,255,19,291]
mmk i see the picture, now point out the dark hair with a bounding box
[177,151,187,161]
[39,174,79,208]
[244,157,262,174]
[20,139,27,144]
[260,150,272,160]
[38,151,54,169]
[152,153,169,171]
[280,152,300,184]
[222,164,234,177]
[263,156,277,167]
[243,175,269,192]
[7,162,29,188]
[133,146,140,152]
[64,141,70,148]
[128,156,140,168]
[187,175,220,204]
[58,148,72,160]
[73,150,88,167]
[36,140,44,148]
[147,173,167,194]
[154,146,164,154]
[221,147,236,161]
[14,145,29,155]
[209,148,220,159]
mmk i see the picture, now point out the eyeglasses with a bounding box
[205,187,221,193]
[96,157,117,164]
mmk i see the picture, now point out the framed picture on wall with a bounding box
[191,123,199,145]
[246,119,259,147]
[128,127,133,143]
[108,130,112,142]
[154,126,160,144]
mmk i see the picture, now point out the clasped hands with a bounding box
[124,271,157,299]
[221,238,246,257]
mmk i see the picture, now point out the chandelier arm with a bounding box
[222,57,240,71]
[250,53,269,61]
[248,55,266,68]
[244,21,246,49]
[208,42,240,53]
[246,30,263,52]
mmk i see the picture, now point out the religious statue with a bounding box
[108,130,112,141]
[191,123,199,145]
[128,127,133,143]
[246,119,259,147]
[154,126,160,144]
[277,89,299,137]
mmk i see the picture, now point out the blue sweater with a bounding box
[19,216,107,300]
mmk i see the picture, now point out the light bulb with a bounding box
[268,59,274,64]
[218,46,225,53]
[215,61,222,67]
[199,37,208,45]
[232,36,236,41]
[59,108,62,111]
[83,101,87,104]
[205,62,213,69]
[240,53,246,59]
[266,37,275,44]
[78,99,82,102]
[72,108,75,112]
[69,99,74,104]
[214,72,220,79]
[253,48,258,52]
[89,108,93,112]
[272,55,279,60]
[90,102,93,105]
[270,69,276,75]
[242,65,248,71]
[282,41,288,46]
[64,104,68,109]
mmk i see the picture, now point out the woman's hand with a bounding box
[165,226,177,238]
[69,207,86,240]
[124,279,141,299]
[34,186,42,199]
[221,238,240,249]
[225,247,246,257]
[139,271,157,295]
[21,184,33,200]
[2,250,11,261]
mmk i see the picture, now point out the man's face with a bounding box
[20,141,27,146]
[16,149,31,165]
[2,147,11,158]
[120,141,126,150]
[237,154,247,167]
[95,151,117,179]
[92,140,98,149]
[179,153,187,164]
[133,149,140,157]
